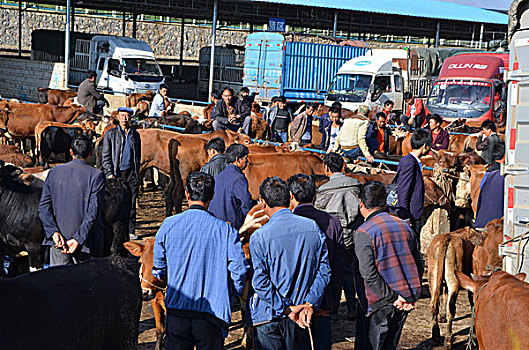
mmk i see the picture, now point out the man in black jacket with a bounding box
[102,107,141,239]
[212,87,252,134]
[476,119,505,165]
[201,137,227,178]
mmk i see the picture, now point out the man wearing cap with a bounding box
[102,107,141,240]
[333,105,374,163]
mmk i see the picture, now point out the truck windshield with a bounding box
[427,80,493,118]
[327,74,372,103]
[123,58,162,76]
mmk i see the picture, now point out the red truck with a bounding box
[425,53,509,122]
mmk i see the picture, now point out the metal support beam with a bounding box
[434,21,440,48]
[71,5,75,33]
[122,11,126,36]
[132,11,137,38]
[65,0,71,87]
[179,17,185,80]
[18,1,22,57]
[208,0,218,101]
[333,11,338,37]
[478,23,484,49]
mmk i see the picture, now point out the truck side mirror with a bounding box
[369,84,375,95]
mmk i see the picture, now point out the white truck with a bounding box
[324,49,408,114]
[31,30,165,95]
[500,0,529,275]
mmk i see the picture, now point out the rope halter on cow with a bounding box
[467,282,488,350]
[139,262,167,293]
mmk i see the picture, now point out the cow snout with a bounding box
[455,198,469,208]
[142,288,156,301]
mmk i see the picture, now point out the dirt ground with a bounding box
[135,189,473,349]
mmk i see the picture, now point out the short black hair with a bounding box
[260,176,290,208]
[277,96,287,104]
[240,87,250,94]
[222,87,234,96]
[225,143,249,164]
[287,174,316,203]
[204,137,225,154]
[403,92,413,100]
[306,102,317,110]
[360,181,387,209]
[376,112,387,120]
[323,152,344,173]
[410,129,432,150]
[384,100,394,107]
[271,96,280,104]
[159,84,169,90]
[71,134,92,159]
[87,71,97,79]
[329,106,341,115]
[210,90,220,99]
[481,119,496,132]
[331,101,342,109]
[430,113,443,126]
[186,172,215,202]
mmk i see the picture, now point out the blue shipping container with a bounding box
[243,32,367,103]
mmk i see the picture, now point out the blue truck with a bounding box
[242,32,368,105]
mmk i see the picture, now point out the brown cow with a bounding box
[125,90,155,108]
[0,103,86,138]
[427,227,485,347]
[456,271,529,350]
[203,103,215,120]
[124,240,166,350]
[47,89,78,106]
[0,144,33,168]
[472,218,504,276]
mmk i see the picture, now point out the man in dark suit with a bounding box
[38,135,105,266]
[395,129,432,240]
[102,107,141,239]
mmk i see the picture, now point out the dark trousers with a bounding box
[354,300,370,350]
[356,304,408,350]
[343,250,357,315]
[49,246,91,267]
[299,315,331,350]
[166,314,223,350]
[400,114,424,131]
[117,169,139,238]
[255,318,299,350]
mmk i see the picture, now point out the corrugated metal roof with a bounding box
[251,0,508,25]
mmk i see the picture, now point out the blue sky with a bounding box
[436,0,510,11]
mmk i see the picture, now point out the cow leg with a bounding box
[429,264,442,345]
[444,284,459,348]
[152,294,166,350]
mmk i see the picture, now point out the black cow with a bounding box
[0,160,131,275]
[0,256,142,350]
[38,125,85,167]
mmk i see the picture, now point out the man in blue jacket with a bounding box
[396,129,431,240]
[38,134,105,266]
[152,172,249,349]
[208,143,253,230]
[249,176,330,349]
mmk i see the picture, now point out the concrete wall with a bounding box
[0,58,65,102]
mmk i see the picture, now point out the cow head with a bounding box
[454,172,471,207]
[124,239,165,300]
[0,109,9,130]
[455,270,490,294]
[432,149,459,169]
[239,203,269,260]
[424,176,451,208]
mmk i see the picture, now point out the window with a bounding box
[107,59,120,77]
[394,75,402,92]
[97,57,106,71]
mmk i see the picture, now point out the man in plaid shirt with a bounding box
[353,181,423,350]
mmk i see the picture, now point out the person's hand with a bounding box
[366,155,375,163]
[393,295,415,311]
[298,304,313,328]
[66,239,79,254]
[52,232,65,249]
[107,174,115,179]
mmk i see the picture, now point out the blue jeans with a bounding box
[274,130,288,143]
[342,147,361,160]
[255,318,298,350]
[299,315,331,350]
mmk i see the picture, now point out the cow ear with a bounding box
[455,271,477,293]
[124,241,145,256]
[468,229,486,246]
[515,273,527,282]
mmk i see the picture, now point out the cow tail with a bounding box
[166,139,183,216]
[432,236,450,317]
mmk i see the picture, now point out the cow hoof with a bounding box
[439,316,447,323]
[154,334,164,350]
[444,339,453,349]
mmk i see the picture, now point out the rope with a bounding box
[308,326,314,350]
[431,164,454,202]
[467,282,488,350]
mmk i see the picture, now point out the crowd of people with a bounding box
[36,79,507,349]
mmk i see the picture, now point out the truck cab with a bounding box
[425,54,508,122]
[88,36,164,95]
[325,50,407,113]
